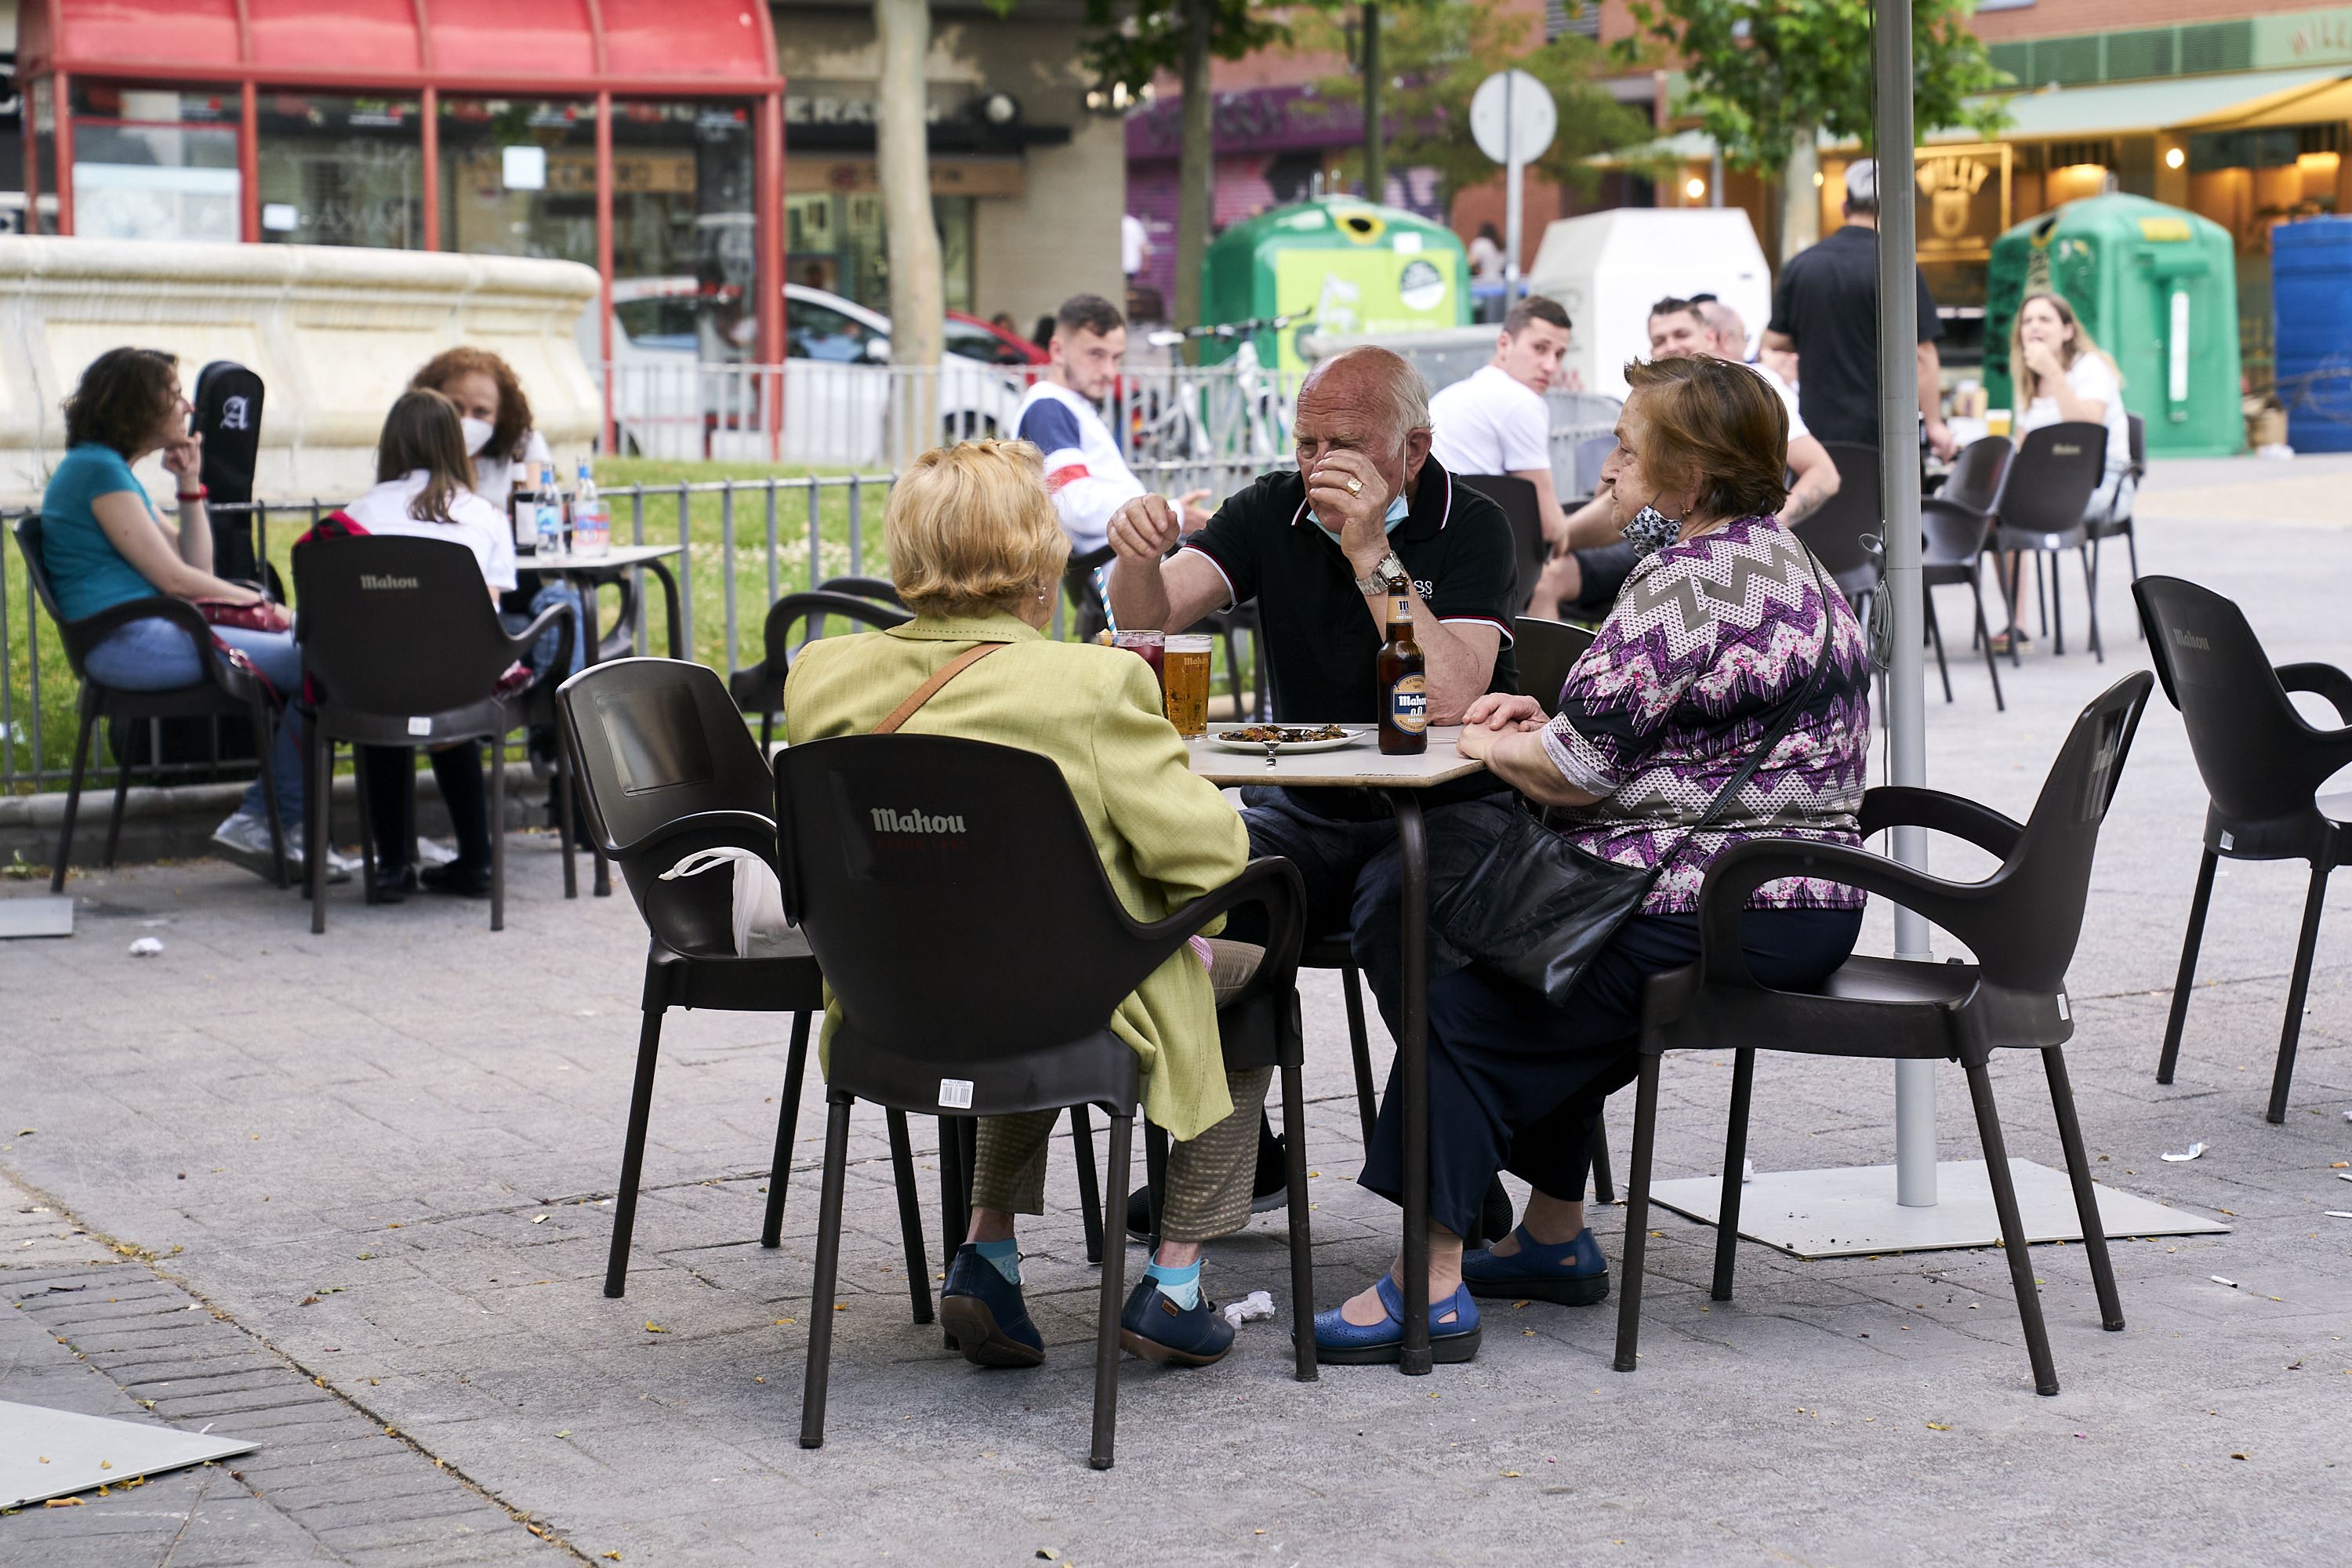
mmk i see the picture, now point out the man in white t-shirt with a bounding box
[1014,293,1207,561]
[1121,215,1150,280]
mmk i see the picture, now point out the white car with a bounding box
[586,280,1027,467]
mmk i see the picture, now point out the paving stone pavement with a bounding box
[5,455,2352,1566]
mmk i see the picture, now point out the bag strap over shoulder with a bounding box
[871,641,1006,734]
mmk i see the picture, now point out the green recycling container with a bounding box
[1984,194,2241,457]
[1200,197,1470,373]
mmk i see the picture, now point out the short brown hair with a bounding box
[375,390,477,524]
[411,347,533,463]
[886,439,1072,619]
[1647,296,1707,332]
[1502,296,1571,338]
[1055,294,1124,339]
[1622,354,1788,521]
[63,347,179,459]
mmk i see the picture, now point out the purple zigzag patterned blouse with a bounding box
[1539,514,1870,913]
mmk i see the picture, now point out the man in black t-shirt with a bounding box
[1764,157,1958,459]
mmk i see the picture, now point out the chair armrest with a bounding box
[1921,493,1992,524]
[2277,662,2352,729]
[1694,837,1996,989]
[1857,786,2024,860]
[1067,543,1118,575]
[506,600,575,684]
[62,596,233,684]
[1131,856,1308,1011]
[610,808,779,872]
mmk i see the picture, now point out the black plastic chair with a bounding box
[815,575,905,608]
[1992,421,2109,662]
[778,733,1312,1469]
[1456,473,1547,616]
[553,657,934,1308]
[1513,615,1596,718]
[729,590,913,752]
[2134,576,2352,1123]
[1798,443,1886,609]
[2089,414,2147,636]
[1919,436,2014,711]
[13,516,290,893]
[292,533,575,931]
[1612,673,2151,1396]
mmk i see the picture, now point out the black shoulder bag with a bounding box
[1431,550,1834,1008]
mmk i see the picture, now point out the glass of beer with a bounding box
[1112,630,1166,698]
[1163,633,1213,737]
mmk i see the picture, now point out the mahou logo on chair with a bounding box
[868,807,967,835]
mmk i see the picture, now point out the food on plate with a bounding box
[1217,724,1350,745]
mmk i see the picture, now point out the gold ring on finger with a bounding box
[1345,477,1363,495]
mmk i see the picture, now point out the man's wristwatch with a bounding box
[1352,551,1407,596]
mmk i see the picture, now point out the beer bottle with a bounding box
[1378,589,1428,755]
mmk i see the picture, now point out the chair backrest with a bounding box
[1942,435,2012,514]
[12,517,78,658]
[1971,671,2153,994]
[2125,412,2146,476]
[292,534,516,714]
[1919,496,1993,565]
[1454,472,1544,613]
[776,734,1178,1059]
[558,657,779,953]
[816,575,906,608]
[1995,421,2106,539]
[2134,575,2345,826]
[1796,442,1882,594]
[1573,432,1619,496]
[765,590,910,677]
[1513,615,1596,717]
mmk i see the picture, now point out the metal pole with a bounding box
[1503,75,1523,306]
[1872,0,1936,1208]
[1360,4,1383,203]
[1709,145,1724,209]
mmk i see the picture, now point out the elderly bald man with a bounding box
[1107,344,1526,1250]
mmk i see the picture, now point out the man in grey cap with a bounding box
[1763,157,1958,459]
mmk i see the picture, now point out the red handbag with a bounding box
[194,597,292,633]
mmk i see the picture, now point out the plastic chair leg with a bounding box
[2078,544,2104,664]
[308,728,332,934]
[102,748,133,867]
[249,693,289,888]
[604,1004,664,1298]
[488,734,506,932]
[1142,1121,1170,1252]
[761,1012,810,1247]
[554,734,579,901]
[1611,1052,1664,1374]
[1925,590,1952,703]
[1069,1105,1103,1264]
[2042,1046,2123,1331]
[799,1091,855,1450]
[1965,1060,2058,1396]
[1586,1112,1614,1205]
[1088,1109,1133,1472]
[1969,571,2005,713]
[936,1116,967,1349]
[2157,848,2219,1083]
[1711,1048,1755,1303]
[2270,862,2331,1125]
[1279,1058,1317,1383]
[51,696,96,895]
[1341,962,1377,1145]
[885,1109,934,1325]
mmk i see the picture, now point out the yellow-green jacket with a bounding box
[782,611,1250,1141]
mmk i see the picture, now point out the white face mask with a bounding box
[459,416,495,458]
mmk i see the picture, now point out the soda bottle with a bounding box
[534,462,565,554]
[1377,589,1427,755]
[571,459,608,558]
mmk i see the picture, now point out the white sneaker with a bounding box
[209,811,352,885]
[415,837,459,868]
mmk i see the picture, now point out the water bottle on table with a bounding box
[534,462,565,554]
[572,459,608,558]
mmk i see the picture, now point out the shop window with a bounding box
[612,101,757,359]
[28,78,60,234]
[257,94,423,249]
[436,98,596,267]
[67,84,239,243]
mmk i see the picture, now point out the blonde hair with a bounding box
[2010,292,2121,419]
[886,439,1071,619]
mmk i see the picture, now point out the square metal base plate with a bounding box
[0,897,73,939]
[0,1400,257,1508]
[1645,1160,2229,1259]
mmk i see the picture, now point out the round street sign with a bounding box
[1470,69,1556,166]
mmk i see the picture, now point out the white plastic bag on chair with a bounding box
[656,848,797,957]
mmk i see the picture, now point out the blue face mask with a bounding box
[1307,491,1412,540]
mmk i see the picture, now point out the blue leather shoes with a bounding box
[1461,1225,1610,1306]
[1118,1277,1235,1367]
[939,1244,1045,1368]
[1312,1274,1481,1366]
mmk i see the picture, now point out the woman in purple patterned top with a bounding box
[1317,355,1867,1365]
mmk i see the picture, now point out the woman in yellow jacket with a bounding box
[784,438,1261,1370]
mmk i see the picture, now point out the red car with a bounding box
[945,311,1047,369]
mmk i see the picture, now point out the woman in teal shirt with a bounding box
[41,348,347,883]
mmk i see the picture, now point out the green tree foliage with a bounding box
[1617,0,2010,176]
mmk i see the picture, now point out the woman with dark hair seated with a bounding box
[1313,355,1871,1365]
[339,390,518,900]
[38,347,350,884]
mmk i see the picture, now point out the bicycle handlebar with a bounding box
[1144,311,1314,348]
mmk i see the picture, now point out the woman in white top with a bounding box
[1998,292,2133,651]
[343,390,517,902]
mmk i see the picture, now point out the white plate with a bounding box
[1203,726,1371,756]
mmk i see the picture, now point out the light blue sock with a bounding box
[974,1237,1020,1284]
[1145,1258,1201,1310]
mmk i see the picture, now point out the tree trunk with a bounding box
[1361,3,1384,204]
[875,0,941,460]
[1780,134,1820,262]
[1173,0,1214,345]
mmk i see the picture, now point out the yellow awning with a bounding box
[2169,72,2352,132]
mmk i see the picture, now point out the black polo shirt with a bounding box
[1181,455,1520,722]
[1767,223,1943,447]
